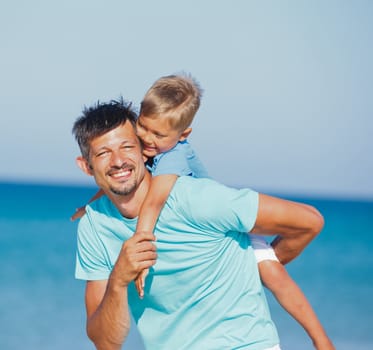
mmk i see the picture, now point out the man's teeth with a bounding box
[112,170,131,178]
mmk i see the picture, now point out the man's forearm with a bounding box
[252,194,324,265]
[271,233,313,264]
[87,281,131,350]
[84,232,157,349]
[271,205,324,264]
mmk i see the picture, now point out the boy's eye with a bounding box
[136,121,146,131]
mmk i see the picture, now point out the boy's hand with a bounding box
[135,268,149,298]
[71,189,104,221]
[71,206,87,221]
[133,230,155,298]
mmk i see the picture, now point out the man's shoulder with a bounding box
[174,175,212,186]
[172,177,258,202]
[172,176,223,197]
[78,195,135,241]
[87,194,111,214]
[80,195,120,226]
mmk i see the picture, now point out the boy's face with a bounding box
[136,115,190,158]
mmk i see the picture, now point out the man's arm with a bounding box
[85,232,157,350]
[251,194,324,264]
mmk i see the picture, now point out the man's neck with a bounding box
[108,172,151,219]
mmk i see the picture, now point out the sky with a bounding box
[1,0,372,200]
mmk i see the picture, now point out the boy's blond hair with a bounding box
[139,73,203,131]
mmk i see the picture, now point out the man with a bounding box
[73,99,324,350]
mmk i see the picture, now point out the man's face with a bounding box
[86,121,146,197]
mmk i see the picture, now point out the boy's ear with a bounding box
[179,127,192,142]
[76,156,93,176]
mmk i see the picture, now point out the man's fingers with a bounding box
[136,251,157,267]
[136,241,157,253]
[120,243,157,272]
[112,232,157,287]
[122,233,157,256]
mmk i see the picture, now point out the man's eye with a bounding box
[96,151,109,157]
[155,134,165,139]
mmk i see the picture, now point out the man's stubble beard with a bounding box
[109,181,137,196]
[105,163,140,196]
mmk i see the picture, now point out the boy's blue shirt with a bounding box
[146,140,209,178]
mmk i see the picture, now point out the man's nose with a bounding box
[110,150,126,167]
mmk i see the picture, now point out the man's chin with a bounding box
[109,184,136,196]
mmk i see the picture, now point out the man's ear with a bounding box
[179,127,192,142]
[76,156,93,176]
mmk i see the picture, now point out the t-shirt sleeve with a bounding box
[174,178,259,234]
[152,147,192,177]
[75,214,111,281]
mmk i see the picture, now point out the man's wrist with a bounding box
[109,269,131,290]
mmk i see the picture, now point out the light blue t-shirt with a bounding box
[76,177,279,349]
[146,140,209,178]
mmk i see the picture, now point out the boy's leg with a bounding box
[249,234,279,263]
[249,234,334,349]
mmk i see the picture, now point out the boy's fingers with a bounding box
[135,276,145,299]
[70,207,86,221]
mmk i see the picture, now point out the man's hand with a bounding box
[110,231,157,288]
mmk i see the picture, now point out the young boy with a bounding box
[72,74,334,349]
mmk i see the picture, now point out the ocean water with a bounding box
[0,182,372,350]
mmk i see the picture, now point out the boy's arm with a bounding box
[71,189,104,221]
[251,193,324,264]
[134,174,178,298]
[136,174,178,233]
[259,260,335,349]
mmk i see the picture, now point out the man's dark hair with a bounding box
[72,98,138,160]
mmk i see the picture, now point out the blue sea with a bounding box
[1,182,372,350]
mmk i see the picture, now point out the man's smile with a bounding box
[107,166,133,179]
